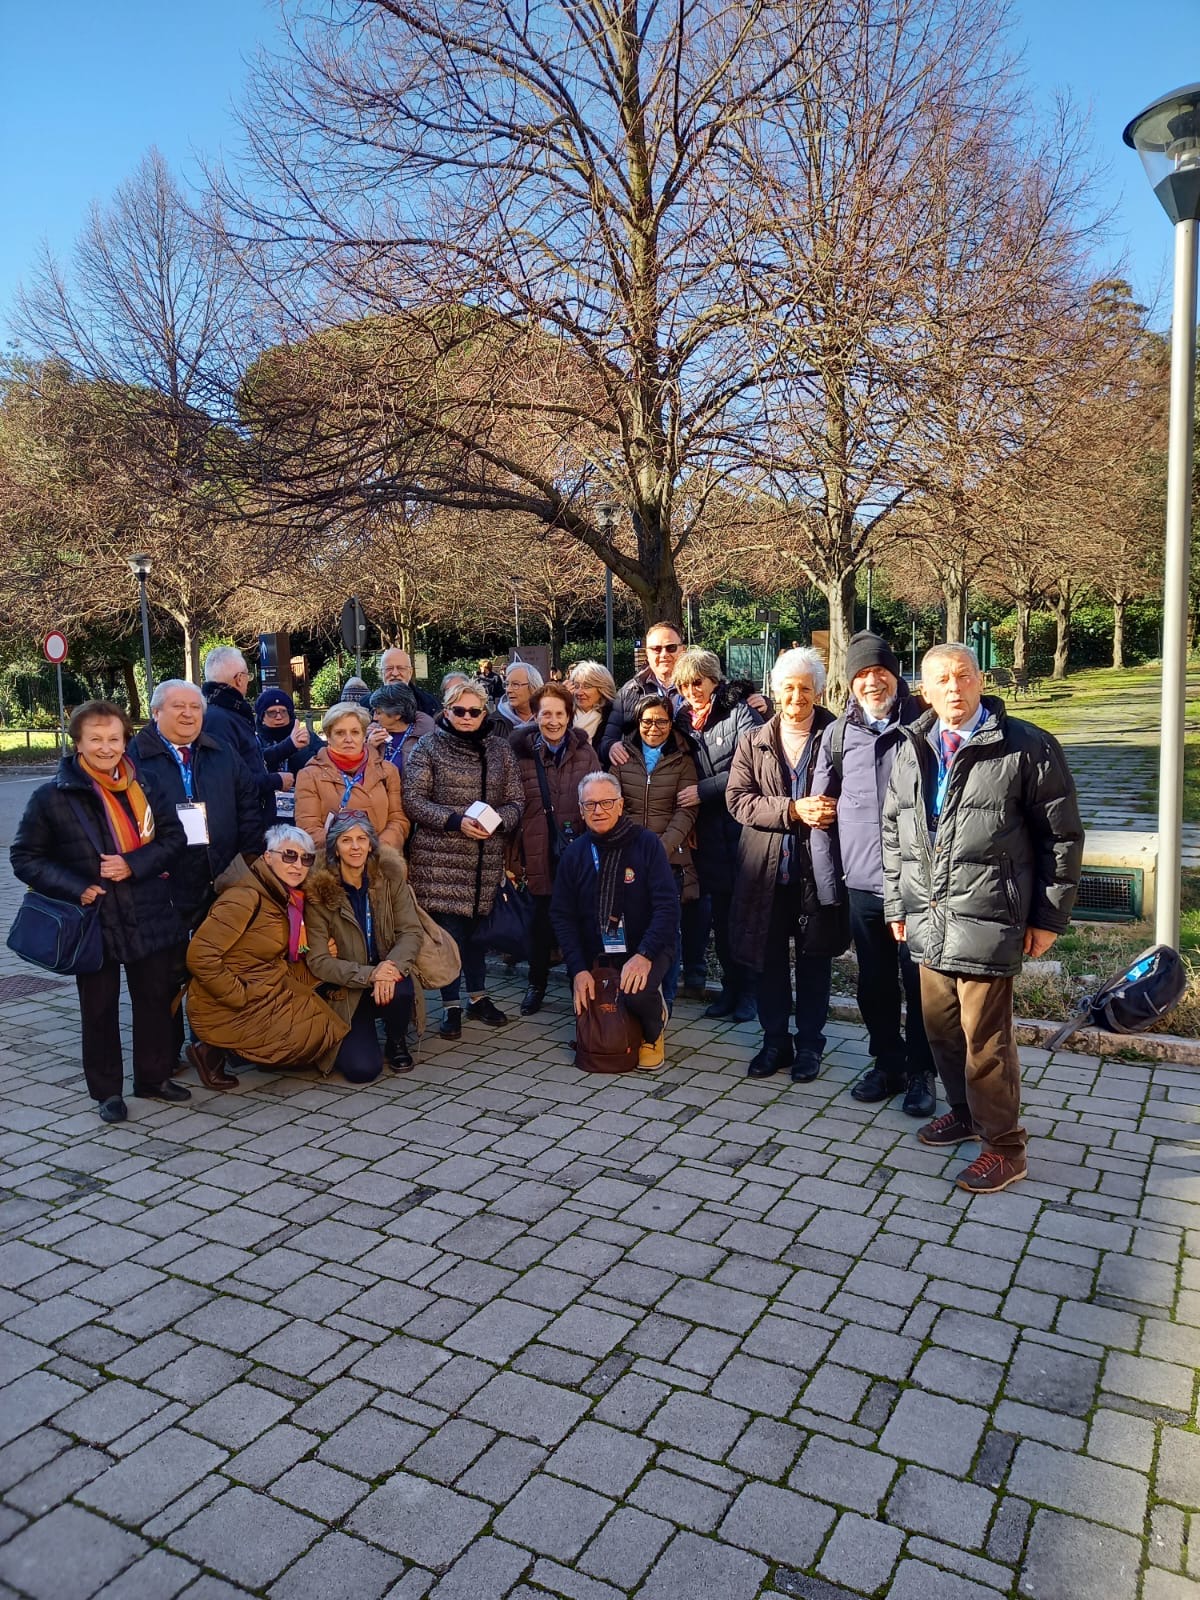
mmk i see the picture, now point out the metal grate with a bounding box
[0,972,71,1002]
[1073,865,1143,923]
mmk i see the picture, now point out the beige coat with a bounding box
[304,848,428,1037]
[294,747,409,852]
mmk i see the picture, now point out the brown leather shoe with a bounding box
[185,1042,237,1091]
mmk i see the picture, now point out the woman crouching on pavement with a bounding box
[186,824,348,1081]
[304,812,425,1079]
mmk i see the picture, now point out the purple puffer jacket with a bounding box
[810,682,923,903]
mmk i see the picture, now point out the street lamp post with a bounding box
[596,503,618,676]
[865,556,876,633]
[510,576,522,650]
[1124,84,1200,948]
[127,553,155,707]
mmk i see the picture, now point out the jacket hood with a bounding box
[496,696,535,727]
[251,855,291,906]
[304,846,408,912]
[511,722,591,759]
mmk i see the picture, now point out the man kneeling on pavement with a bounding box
[882,643,1082,1194]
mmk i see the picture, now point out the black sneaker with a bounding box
[901,1073,936,1118]
[747,1039,793,1078]
[98,1096,127,1123]
[466,997,508,1027]
[132,1080,191,1103]
[438,1008,462,1041]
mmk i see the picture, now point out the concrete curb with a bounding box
[827,996,1200,1068]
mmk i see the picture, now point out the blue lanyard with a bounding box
[160,736,195,801]
[387,726,415,770]
[340,770,361,809]
[590,843,601,874]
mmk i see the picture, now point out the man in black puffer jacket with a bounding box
[882,644,1082,1194]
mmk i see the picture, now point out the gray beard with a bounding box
[856,692,897,720]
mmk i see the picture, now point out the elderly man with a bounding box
[132,680,263,1090]
[379,646,439,716]
[811,632,935,1118]
[882,644,1082,1193]
[551,771,680,1068]
[201,646,287,821]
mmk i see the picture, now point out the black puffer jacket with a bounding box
[881,697,1083,977]
[11,756,186,965]
[201,681,282,820]
[678,684,762,896]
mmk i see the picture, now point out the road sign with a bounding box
[42,631,68,664]
[339,597,369,674]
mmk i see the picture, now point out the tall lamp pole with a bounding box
[127,553,155,707]
[596,503,618,676]
[1124,85,1200,948]
[865,556,876,633]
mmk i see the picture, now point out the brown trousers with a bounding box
[918,967,1026,1156]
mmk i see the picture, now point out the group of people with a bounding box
[10,621,1082,1194]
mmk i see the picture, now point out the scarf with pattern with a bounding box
[78,754,155,853]
[286,889,308,962]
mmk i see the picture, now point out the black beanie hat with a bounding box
[845,631,901,684]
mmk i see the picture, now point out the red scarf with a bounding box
[78,754,155,853]
[328,747,368,777]
[690,700,714,732]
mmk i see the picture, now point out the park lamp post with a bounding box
[596,502,618,675]
[1123,84,1200,949]
[126,552,155,705]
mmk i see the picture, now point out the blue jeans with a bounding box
[755,884,833,1058]
[431,911,488,1006]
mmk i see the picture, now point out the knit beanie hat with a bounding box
[845,631,900,684]
[254,687,296,728]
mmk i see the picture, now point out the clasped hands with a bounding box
[83,854,134,901]
[789,795,836,829]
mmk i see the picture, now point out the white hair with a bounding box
[203,645,248,683]
[379,647,408,670]
[922,642,980,677]
[150,679,204,713]
[771,646,827,697]
[579,771,621,803]
[265,824,315,853]
[505,660,544,691]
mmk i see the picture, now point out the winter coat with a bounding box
[678,684,762,896]
[201,681,283,819]
[614,731,700,902]
[131,726,264,929]
[11,755,187,966]
[550,825,681,979]
[411,683,440,717]
[404,719,524,918]
[726,712,851,973]
[881,697,1083,978]
[376,713,437,778]
[599,666,678,763]
[809,682,923,903]
[186,857,348,1072]
[510,724,600,896]
[294,747,409,853]
[304,848,427,1037]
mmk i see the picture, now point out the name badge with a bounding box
[177,801,210,846]
[602,917,627,955]
[275,791,296,819]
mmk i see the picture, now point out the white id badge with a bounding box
[177,801,210,845]
[275,791,296,819]
[602,918,627,955]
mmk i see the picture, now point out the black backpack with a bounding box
[1046,945,1188,1050]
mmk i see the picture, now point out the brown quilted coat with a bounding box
[294,747,409,852]
[614,730,700,902]
[186,858,348,1072]
[304,848,428,1036]
[510,723,599,896]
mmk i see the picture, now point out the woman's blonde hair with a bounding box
[443,678,491,711]
[568,660,617,702]
[672,647,723,688]
[320,701,371,736]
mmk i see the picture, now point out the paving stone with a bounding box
[910,1346,1003,1406]
[317,1407,425,1477]
[0,1502,145,1600]
[347,1474,492,1566]
[826,1324,920,1379]
[579,1507,672,1588]
[91,1547,198,1600]
[4,1443,111,1515]
[712,1353,804,1416]
[1004,1338,1100,1418]
[1156,1427,1200,1507]
[726,1416,804,1480]
[789,1434,898,1514]
[1087,1408,1155,1472]
[79,1427,227,1520]
[877,1390,987,1476]
[817,1511,905,1594]
[720,1482,836,1567]
[800,1364,871,1421]
[628,1468,731,1533]
[655,1280,765,1334]
[427,1536,532,1600]
[886,1464,995,1548]
[456,1435,546,1503]
[169,1485,323,1589]
[644,1390,748,1459]
[1019,1508,1143,1600]
[183,1382,294,1449]
[223,1424,319,1488]
[546,1420,654,1494]
[1007,1440,1147,1535]
[495,1472,614,1559]
[1142,1575,1200,1600]
[463,1371,590,1447]
[1103,1351,1195,1412]
[635,1529,767,1600]
[267,1531,404,1600]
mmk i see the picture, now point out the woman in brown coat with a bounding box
[304,813,426,1079]
[614,694,700,1015]
[295,702,408,852]
[186,824,348,1078]
[510,683,600,1015]
[404,678,524,1038]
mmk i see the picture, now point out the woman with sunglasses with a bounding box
[185,824,348,1081]
[403,679,524,1038]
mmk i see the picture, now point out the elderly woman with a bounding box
[295,701,408,852]
[567,661,617,751]
[726,647,848,1083]
[255,688,317,822]
[404,677,524,1037]
[304,813,425,1078]
[613,693,699,1014]
[186,824,348,1080]
[367,683,436,778]
[497,661,544,730]
[11,701,190,1122]
[672,646,762,1021]
[510,682,600,1015]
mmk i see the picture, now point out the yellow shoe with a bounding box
[637,1033,665,1070]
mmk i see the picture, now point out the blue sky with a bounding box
[0,1,1190,331]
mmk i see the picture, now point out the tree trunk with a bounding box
[941,566,968,645]
[1111,596,1126,668]
[1012,599,1031,673]
[822,568,858,708]
[1052,582,1072,680]
[182,617,202,684]
[548,605,566,672]
[122,660,142,723]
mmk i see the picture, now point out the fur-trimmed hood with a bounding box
[304,845,409,911]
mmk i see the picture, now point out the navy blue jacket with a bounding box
[550,824,679,979]
[131,726,264,928]
[201,682,282,820]
[678,685,761,896]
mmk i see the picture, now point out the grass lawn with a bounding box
[0,730,62,761]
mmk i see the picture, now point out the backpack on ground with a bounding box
[1046,945,1189,1050]
[574,964,643,1074]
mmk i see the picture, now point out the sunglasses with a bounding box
[583,797,621,812]
[647,643,680,653]
[274,848,316,866]
[449,705,486,719]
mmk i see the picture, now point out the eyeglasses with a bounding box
[639,718,671,729]
[646,643,680,653]
[273,848,316,866]
[449,705,486,719]
[582,798,621,812]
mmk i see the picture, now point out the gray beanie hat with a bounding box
[325,810,380,863]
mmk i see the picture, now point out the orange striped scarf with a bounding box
[78,754,156,853]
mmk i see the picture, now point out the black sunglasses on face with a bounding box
[275,848,316,866]
[449,706,485,719]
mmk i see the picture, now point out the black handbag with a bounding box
[471,876,535,957]
[6,796,109,977]
[534,755,574,871]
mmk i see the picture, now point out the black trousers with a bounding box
[848,888,934,1080]
[334,989,414,1084]
[76,947,177,1102]
[755,883,833,1057]
[680,895,711,987]
[528,893,554,989]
